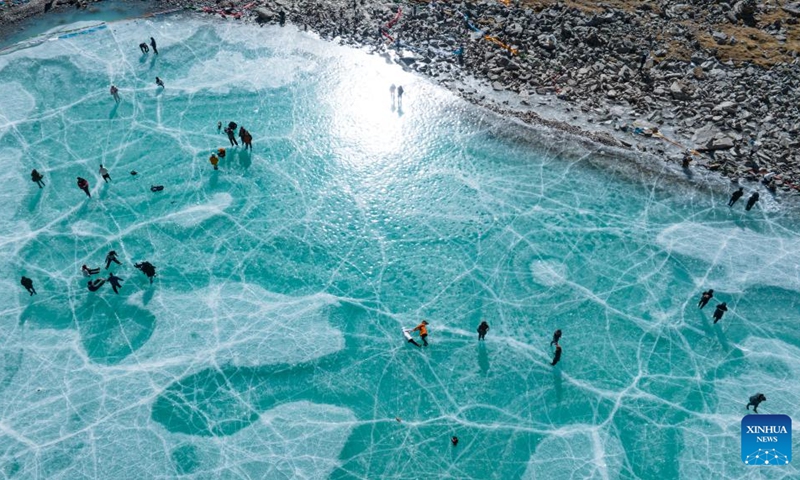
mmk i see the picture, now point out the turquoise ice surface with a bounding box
[1,16,800,479]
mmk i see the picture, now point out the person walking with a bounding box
[110,85,120,103]
[713,302,728,324]
[550,329,562,346]
[77,177,91,197]
[20,276,36,295]
[728,187,744,207]
[31,169,45,188]
[551,343,562,366]
[698,289,714,309]
[150,37,158,55]
[745,192,760,211]
[99,165,111,183]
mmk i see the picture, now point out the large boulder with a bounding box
[693,125,736,150]
[255,8,275,23]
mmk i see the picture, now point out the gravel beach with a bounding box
[4,0,799,199]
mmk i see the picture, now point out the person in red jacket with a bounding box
[77,177,91,197]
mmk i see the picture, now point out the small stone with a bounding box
[538,34,557,50]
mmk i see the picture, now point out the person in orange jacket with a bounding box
[413,320,429,346]
[209,153,219,170]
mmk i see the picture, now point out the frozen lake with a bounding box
[2,15,799,479]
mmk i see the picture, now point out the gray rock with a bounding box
[670,80,692,101]
[783,3,800,16]
[506,23,523,36]
[692,124,719,146]
[713,101,738,114]
[538,34,557,50]
[255,8,276,22]
[710,135,735,150]
[712,31,728,45]
[691,52,706,65]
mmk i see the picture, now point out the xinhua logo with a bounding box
[741,414,792,465]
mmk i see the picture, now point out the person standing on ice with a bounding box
[477,321,489,340]
[551,343,562,366]
[728,187,744,207]
[550,329,562,346]
[745,192,760,211]
[217,121,222,134]
[77,177,91,197]
[107,272,124,294]
[150,37,158,55]
[31,169,45,188]
[698,289,714,309]
[239,127,253,150]
[225,122,239,147]
[99,165,111,183]
[412,320,429,346]
[746,393,766,413]
[397,85,404,106]
[712,302,728,324]
[105,250,121,269]
[209,152,219,170]
[110,85,120,103]
[403,329,421,347]
[20,276,36,295]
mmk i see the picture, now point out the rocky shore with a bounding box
[4,0,800,196]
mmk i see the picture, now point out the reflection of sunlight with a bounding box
[328,61,408,165]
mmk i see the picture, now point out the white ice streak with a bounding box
[125,284,344,367]
[529,260,568,287]
[523,427,624,480]
[0,83,35,138]
[657,222,800,293]
[161,192,233,227]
